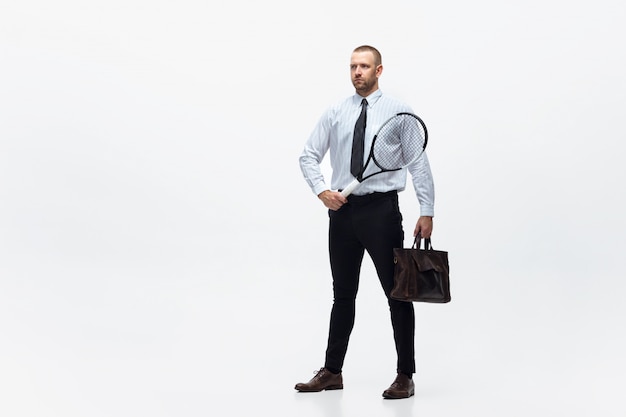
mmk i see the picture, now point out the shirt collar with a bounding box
[353,89,382,106]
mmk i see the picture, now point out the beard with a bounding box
[352,77,373,92]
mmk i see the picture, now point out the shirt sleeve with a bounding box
[407,152,435,217]
[299,110,332,196]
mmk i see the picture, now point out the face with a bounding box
[350,51,382,97]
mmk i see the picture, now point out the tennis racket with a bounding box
[341,112,428,197]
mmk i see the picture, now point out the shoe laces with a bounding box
[312,368,327,379]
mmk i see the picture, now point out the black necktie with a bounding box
[351,98,367,179]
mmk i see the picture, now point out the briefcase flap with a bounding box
[410,250,448,273]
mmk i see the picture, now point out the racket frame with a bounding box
[341,112,428,197]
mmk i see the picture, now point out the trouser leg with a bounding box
[324,204,364,372]
[354,194,416,375]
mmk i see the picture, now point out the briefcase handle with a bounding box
[412,235,433,250]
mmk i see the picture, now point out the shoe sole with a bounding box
[296,384,343,392]
[382,390,414,399]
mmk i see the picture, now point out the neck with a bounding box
[357,87,378,98]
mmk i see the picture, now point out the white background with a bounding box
[1,1,625,416]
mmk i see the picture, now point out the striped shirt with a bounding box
[299,89,435,217]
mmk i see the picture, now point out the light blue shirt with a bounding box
[299,89,435,217]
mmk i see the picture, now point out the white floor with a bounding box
[2,247,624,417]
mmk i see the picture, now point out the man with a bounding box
[296,45,435,399]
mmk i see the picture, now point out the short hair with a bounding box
[353,45,382,66]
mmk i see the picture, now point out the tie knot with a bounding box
[361,98,368,107]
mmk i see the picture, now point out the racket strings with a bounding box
[372,115,426,171]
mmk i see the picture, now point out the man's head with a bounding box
[350,45,383,97]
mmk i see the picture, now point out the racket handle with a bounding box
[340,178,361,197]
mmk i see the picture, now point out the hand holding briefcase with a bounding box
[390,236,451,303]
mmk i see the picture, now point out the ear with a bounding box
[376,64,383,78]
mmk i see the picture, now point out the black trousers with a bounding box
[324,190,415,375]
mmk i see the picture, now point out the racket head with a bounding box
[368,112,428,174]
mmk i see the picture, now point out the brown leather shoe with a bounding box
[382,373,415,399]
[295,368,343,392]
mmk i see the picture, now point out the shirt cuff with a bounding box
[420,205,434,217]
[312,182,329,196]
